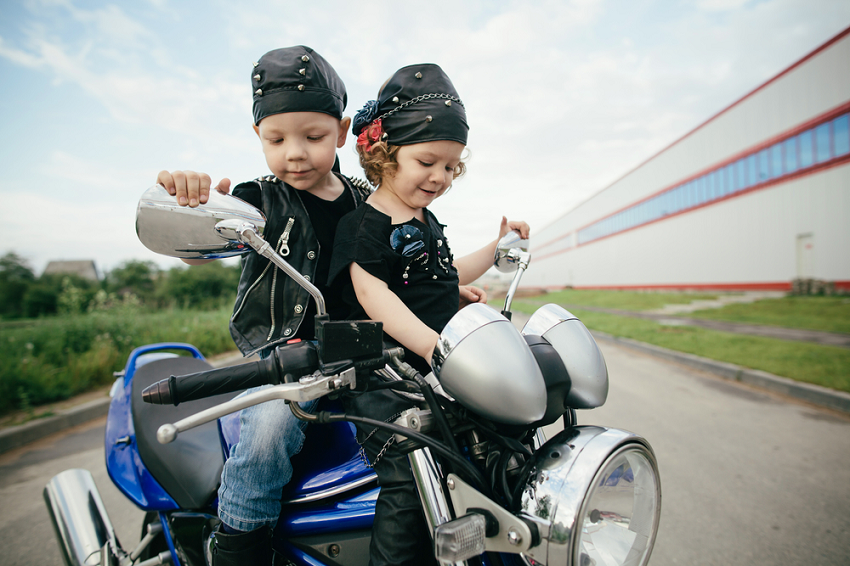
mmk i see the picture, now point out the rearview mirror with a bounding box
[136,184,266,259]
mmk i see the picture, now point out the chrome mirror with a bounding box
[493,231,529,273]
[136,184,266,259]
[136,184,327,316]
[493,232,531,317]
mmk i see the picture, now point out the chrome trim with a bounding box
[409,448,453,536]
[520,303,578,336]
[43,468,122,566]
[280,472,378,504]
[517,427,661,566]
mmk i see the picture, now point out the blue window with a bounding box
[833,114,849,157]
[770,144,783,178]
[758,149,771,181]
[735,160,746,191]
[716,168,726,196]
[706,172,716,200]
[727,165,737,194]
[746,154,758,186]
[784,136,798,173]
[697,176,707,204]
[815,123,831,163]
[800,130,814,168]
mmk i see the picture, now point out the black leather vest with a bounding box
[229,174,371,356]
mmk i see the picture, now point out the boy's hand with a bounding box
[459,285,487,310]
[498,216,530,240]
[156,170,231,207]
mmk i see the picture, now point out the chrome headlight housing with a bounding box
[518,426,661,566]
[433,303,547,425]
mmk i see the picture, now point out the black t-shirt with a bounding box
[233,178,355,339]
[329,204,460,373]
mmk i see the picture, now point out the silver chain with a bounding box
[356,410,405,468]
[376,93,464,123]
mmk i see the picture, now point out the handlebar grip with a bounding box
[142,355,279,405]
[142,340,321,405]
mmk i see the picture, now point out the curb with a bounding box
[0,352,249,455]
[591,330,850,415]
[0,397,111,455]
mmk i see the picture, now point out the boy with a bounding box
[157,45,367,565]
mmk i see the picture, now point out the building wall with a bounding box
[525,28,850,291]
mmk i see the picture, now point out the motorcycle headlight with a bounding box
[518,427,661,566]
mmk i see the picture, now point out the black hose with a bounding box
[288,401,490,496]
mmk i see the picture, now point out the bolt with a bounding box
[328,544,340,557]
[447,478,455,490]
[507,528,522,546]
[410,416,419,429]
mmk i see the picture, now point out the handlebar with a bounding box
[142,341,404,406]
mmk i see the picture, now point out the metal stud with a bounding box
[253,61,259,67]
[294,305,303,314]
[299,68,306,76]
[425,115,433,122]
[284,328,292,336]
[432,275,437,279]
[381,133,388,140]
[253,74,261,81]
[392,96,399,103]
[445,100,452,106]
[302,55,310,62]
[415,72,422,79]
[255,88,263,96]
[298,84,305,91]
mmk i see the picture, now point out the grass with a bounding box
[522,288,725,311]
[684,295,850,335]
[0,306,234,417]
[509,299,850,394]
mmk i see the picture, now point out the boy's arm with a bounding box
[349,262,439,364]
[454,217,530,285]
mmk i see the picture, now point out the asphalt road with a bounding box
[1,341,849,565]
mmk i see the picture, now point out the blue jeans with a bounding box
[217,385,318,532]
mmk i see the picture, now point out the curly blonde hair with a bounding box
[356,122,467,187]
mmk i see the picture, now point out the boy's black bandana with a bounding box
[252,46,347,125]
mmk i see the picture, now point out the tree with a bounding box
[106,260,159,303]
[159,262,241,309]
[0,252,36,318]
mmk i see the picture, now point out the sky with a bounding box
[1,0,849,277]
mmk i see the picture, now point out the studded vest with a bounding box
[229,174,372,357]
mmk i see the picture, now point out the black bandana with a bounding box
[252,46,347,125]
[352,64,468,146]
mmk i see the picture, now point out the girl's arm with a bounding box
[349,262,439,363]
[454,217,530,285]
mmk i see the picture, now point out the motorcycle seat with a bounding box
[132,356,240,509]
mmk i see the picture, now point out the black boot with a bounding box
[211,524,273,566]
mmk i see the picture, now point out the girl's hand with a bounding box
[498,216,530,240]
[156,170,231,207]
[459,285,487,310]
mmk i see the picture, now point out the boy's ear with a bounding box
[252,123,260,138]
[337,117,351,148]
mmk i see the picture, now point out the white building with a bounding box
[525,27,850,293]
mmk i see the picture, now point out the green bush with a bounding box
[0,307,235,416]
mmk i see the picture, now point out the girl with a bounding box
[329,63,529,566]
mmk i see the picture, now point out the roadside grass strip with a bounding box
[684,295,850,335]
[510,301,850,394]
[528,289,724,311]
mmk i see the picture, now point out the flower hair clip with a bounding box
[353,100,379,135]
[356,119,384,152]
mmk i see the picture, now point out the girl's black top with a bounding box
[329,204,460,374]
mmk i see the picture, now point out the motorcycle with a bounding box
[44,184,661,566]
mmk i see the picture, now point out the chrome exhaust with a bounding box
[44,468,121,566]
